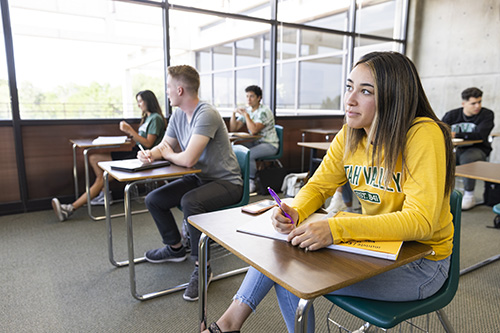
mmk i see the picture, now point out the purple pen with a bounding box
[267,187,294,224]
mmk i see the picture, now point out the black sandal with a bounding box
[208,322,240,333]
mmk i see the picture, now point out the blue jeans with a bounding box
[456,147,487,191]
[145,174,242,259]
[238,142,278,179]
[234,256,450,333]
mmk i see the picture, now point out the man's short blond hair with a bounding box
[167,65,200,95]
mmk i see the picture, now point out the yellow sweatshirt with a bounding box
[292,118,453,261]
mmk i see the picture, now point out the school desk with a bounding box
[188,207,432,333]
[300,128,340,172]
[455,161,500,275]
[69,138,132,221]
[98,160,202,300]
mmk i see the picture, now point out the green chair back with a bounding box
[223,147,250,209]
[324,190,462,330]
[257,124,283,161]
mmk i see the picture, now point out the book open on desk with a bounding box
[237,210,403,260]
[92,136,128,145]
[110,159,170,172]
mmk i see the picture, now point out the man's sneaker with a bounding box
[183,265,213,302]
[462,194,476,211]
[144,245,187,263]
[90,191,113,205]
[52,198,74,222]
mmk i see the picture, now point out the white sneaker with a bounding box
[462,194,476,211]
[90,191,112,205]
[51,198,74,222]
[326,191,346,213]
[249,179,256,193]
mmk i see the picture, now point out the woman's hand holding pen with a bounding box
[271,202,298,234]
[287,219,333,252]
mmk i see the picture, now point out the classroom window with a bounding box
[0,19,11,120]
[9,0,165,120]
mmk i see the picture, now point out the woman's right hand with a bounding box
[271,202,298,234]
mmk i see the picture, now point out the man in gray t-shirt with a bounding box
[137,65,243,302]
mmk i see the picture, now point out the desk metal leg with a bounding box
[105,173,147,268]
[199,233,209,332]
[83,145,149,221]
[460,253,500,275]
[104,177,247,301]
[295,298,314,333]
[72,143,79,200]
[301,132,306,172]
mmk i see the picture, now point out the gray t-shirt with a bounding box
[166,101,243,186]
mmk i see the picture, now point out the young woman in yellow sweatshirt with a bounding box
[203,51,455,333]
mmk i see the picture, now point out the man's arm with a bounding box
[244,113,265,135]
[229,109,244,132]
[159,134,209,168]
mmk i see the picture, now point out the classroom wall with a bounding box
[407,0,500,162]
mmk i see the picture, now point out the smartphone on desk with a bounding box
[241,199,277,215]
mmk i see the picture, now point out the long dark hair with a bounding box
[345,51,455,195]
[136,90,167,127]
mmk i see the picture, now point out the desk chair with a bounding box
[181,147,251,278]
[224,146,250,208]
[325,190,462,333]
[256,124,284,168]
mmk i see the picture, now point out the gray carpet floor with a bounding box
[1,192,499,332]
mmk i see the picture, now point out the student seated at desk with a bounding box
[51,90,166,222]
[442,87,495,210]
[203,52,456,333]
[137,65,243,302]
[229,85,279,193]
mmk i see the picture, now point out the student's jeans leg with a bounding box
[182,179,242,259]
[240,142,278,179]
[144,175,199,247]
[456,148,487,191]
[234,267,315,333]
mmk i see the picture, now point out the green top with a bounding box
[137,112,166,147]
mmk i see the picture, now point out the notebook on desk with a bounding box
[110,159,171,172]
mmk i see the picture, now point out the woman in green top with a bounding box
[51,90,167,222]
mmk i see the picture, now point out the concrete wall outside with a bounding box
[407,0,500,162]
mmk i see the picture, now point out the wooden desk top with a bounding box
[98,160,201,182]
[70,138,132,148]
[297,141,331,151]
[452,139,482,146]
[455,161,500,184]
[188,208,432,300]
[301,128,340,136]
[491,132,500,138]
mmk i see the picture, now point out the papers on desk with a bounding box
[237,210,403,260]
[92,136,128,145]
[110,159,170,172]
[452,138,464,143]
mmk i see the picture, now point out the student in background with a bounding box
[51,90,166,222]
[138,65,243,302]
[202,52,455,333]
[229,85,279,193]
[442,87,494,210]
